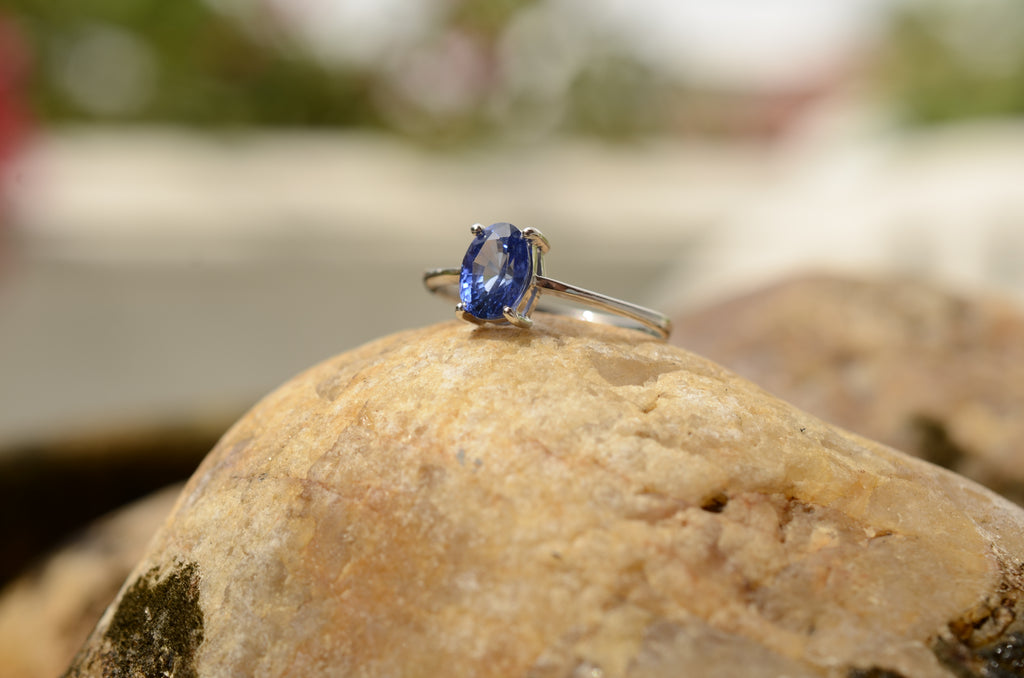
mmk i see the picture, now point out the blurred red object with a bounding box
[0,16,31,176]
[0,14,32,244]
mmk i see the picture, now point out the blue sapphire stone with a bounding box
[459,222,534,320]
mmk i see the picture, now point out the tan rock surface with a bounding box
[0,485,181,678]
[671,275,1024,506]
[65,317,1024,677]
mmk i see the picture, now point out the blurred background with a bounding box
[2,0,1024,587]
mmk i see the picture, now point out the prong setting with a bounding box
[455,303,486,326]
[470,223,484,237]
[522,227,550,253]
[503,306,534,329]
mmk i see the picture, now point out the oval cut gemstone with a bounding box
[459,223,534,320]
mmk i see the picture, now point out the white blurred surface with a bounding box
[666,120,1024,307]
[1,130,769,446]
[2,122,1023,448]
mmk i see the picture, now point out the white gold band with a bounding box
[424,268,672,340]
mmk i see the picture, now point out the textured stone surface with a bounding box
[0,485,181,678]
[671,275,1024,506]
[65,317,1024,677]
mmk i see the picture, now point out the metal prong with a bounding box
[502,306,534,329]
[456,303,486,326]
[470,223,485,237]
[522,227,550,253]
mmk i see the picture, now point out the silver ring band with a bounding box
[423,223,672,340]
[423,269,671,340]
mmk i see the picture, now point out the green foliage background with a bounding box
[13,0,383,127]
[881,2,1024,125]
[8,0,1024,136]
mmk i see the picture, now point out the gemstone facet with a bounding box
[459,223,534,320]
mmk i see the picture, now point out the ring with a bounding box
[423,222,672,340]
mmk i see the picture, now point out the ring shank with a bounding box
[423,268,672,339]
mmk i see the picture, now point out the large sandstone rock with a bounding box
[671,275,1024,506]
[65,317,1024,677]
